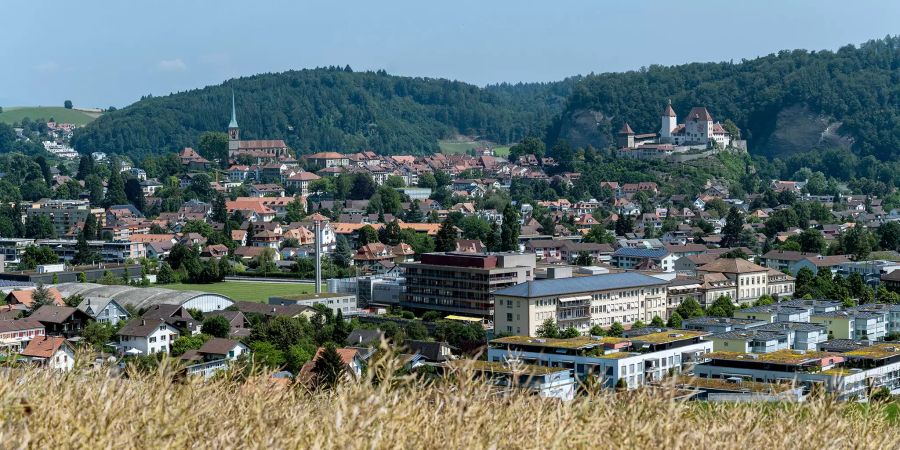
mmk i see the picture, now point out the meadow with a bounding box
[0,106,98,125]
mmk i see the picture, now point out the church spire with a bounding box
[229,90,239,129]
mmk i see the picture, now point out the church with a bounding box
[226,92,292,163]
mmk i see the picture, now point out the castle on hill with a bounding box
[616,101,739,160]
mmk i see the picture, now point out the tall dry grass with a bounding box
[0,353,898,449]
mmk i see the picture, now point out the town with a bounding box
[0,91,898,405]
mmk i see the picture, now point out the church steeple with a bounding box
[228,90,239,142]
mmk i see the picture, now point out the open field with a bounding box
[4,363,900,449]
[439,139,511,157]
[165,280,313,302]
[0,106,98,125]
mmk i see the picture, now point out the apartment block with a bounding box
[400,252,536,319]
[493,272,668,336]
[25,199,105,237]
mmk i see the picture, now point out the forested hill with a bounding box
[72,67,577,158]
[548,36,900,160]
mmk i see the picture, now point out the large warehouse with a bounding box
[54,283,233,313]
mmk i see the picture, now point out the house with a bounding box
[179,147,211,170]
[0,319,45,351]
[20,336,75,371]
[5,288,65,309]
[75,298,130,326]
[117,317,180,355]
[345,329,385,347]
[299,346,370,382]
[610,247,675,272]
[405,340,455,362]
[194,337,248,361]
[28,306,91,338]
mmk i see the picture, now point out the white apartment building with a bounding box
[493,273,669,336]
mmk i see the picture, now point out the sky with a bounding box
[3,0,900,108]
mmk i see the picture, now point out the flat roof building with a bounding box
[400,252,536,319]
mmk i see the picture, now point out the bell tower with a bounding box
[228,90,240,151]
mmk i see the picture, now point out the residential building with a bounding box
[269,293,359,315]
[681,317,768,334]
[400,252,536,319]
[610,247,675,272]
[488,329,712,389]
[811,308,889,341]
[181,338,250,378]
[20,336,75,371]
[493,272,668,336]
[75,298,130,326]
[28,306,90,338]
[117,318,180,355]
[696,258,795,303]
[25,199,104,237]
[0,319,45,351]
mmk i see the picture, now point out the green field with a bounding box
[0,106,99,125]
[165,280,314,303]
[439,139,510,157]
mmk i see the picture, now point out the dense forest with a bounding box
[72,67,576,157]
[549,36,900,161]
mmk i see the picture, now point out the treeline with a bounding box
[549,35,900,162]
[72,67,576,158]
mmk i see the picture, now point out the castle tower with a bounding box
[659,99,677,143]
[617,122,635,149]
[228,90,240,152]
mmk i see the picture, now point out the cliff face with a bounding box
[554,109,613,150]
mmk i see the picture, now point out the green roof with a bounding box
[448,359,566,376]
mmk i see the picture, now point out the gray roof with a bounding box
[754,321,827,333]
[712,329,787,341]
[54,282,232,311]
[612,247,669,258]
[494,273,667,298]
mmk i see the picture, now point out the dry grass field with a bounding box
[1,355,899,449]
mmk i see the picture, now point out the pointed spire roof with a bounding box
[228,90,239,129]
[663,99,676,117]
[618,123,635,135]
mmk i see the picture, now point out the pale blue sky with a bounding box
[3,0,899,107]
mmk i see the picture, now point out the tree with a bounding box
[379,220,402,246]
[201,316,231,338]
[666,312,683,328]
[30,284,54,311]
[249,341,286,369]
[332,235,352,268]
[124,178,146,213]
[85,174,104,206]
[81,322,116,350]
[675,298,705,319]
[500,203,520,251]
[171,334,209,356]
[434,219,458,252]
[797,229,827,254]
[720,207,743,248]
[433,320,486,353]
[404,321,428,341]
[559,327,580,338]
[754,294,775,306]
[508,136,546,162]
[704,198,729,217]
[589,324,606,336]
[313,344,346,388]
[19,245,58,270]
[707,296,736,317]
[255,248,278,276]
[104,168,128,207]
[573,251,593,266]
[650,316,665,327]
[72,229,100,265]
[76,154,94,180]
[350,174,376,199]
[64,100,73,109]
[632,320,646,330]
[356,225,378,247]
[614,214,633,236]
[607,322,624,337]
[837,225,875,260]
[197,131,229,166]
[157,262,177,284]
[879,222,900,252]
[583,225,615,244]
[535,319,559,338]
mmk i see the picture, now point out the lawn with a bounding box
[439,139,510,157]
[0,106,99,125]
[165,281,314,303]
[438,140,479,154]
